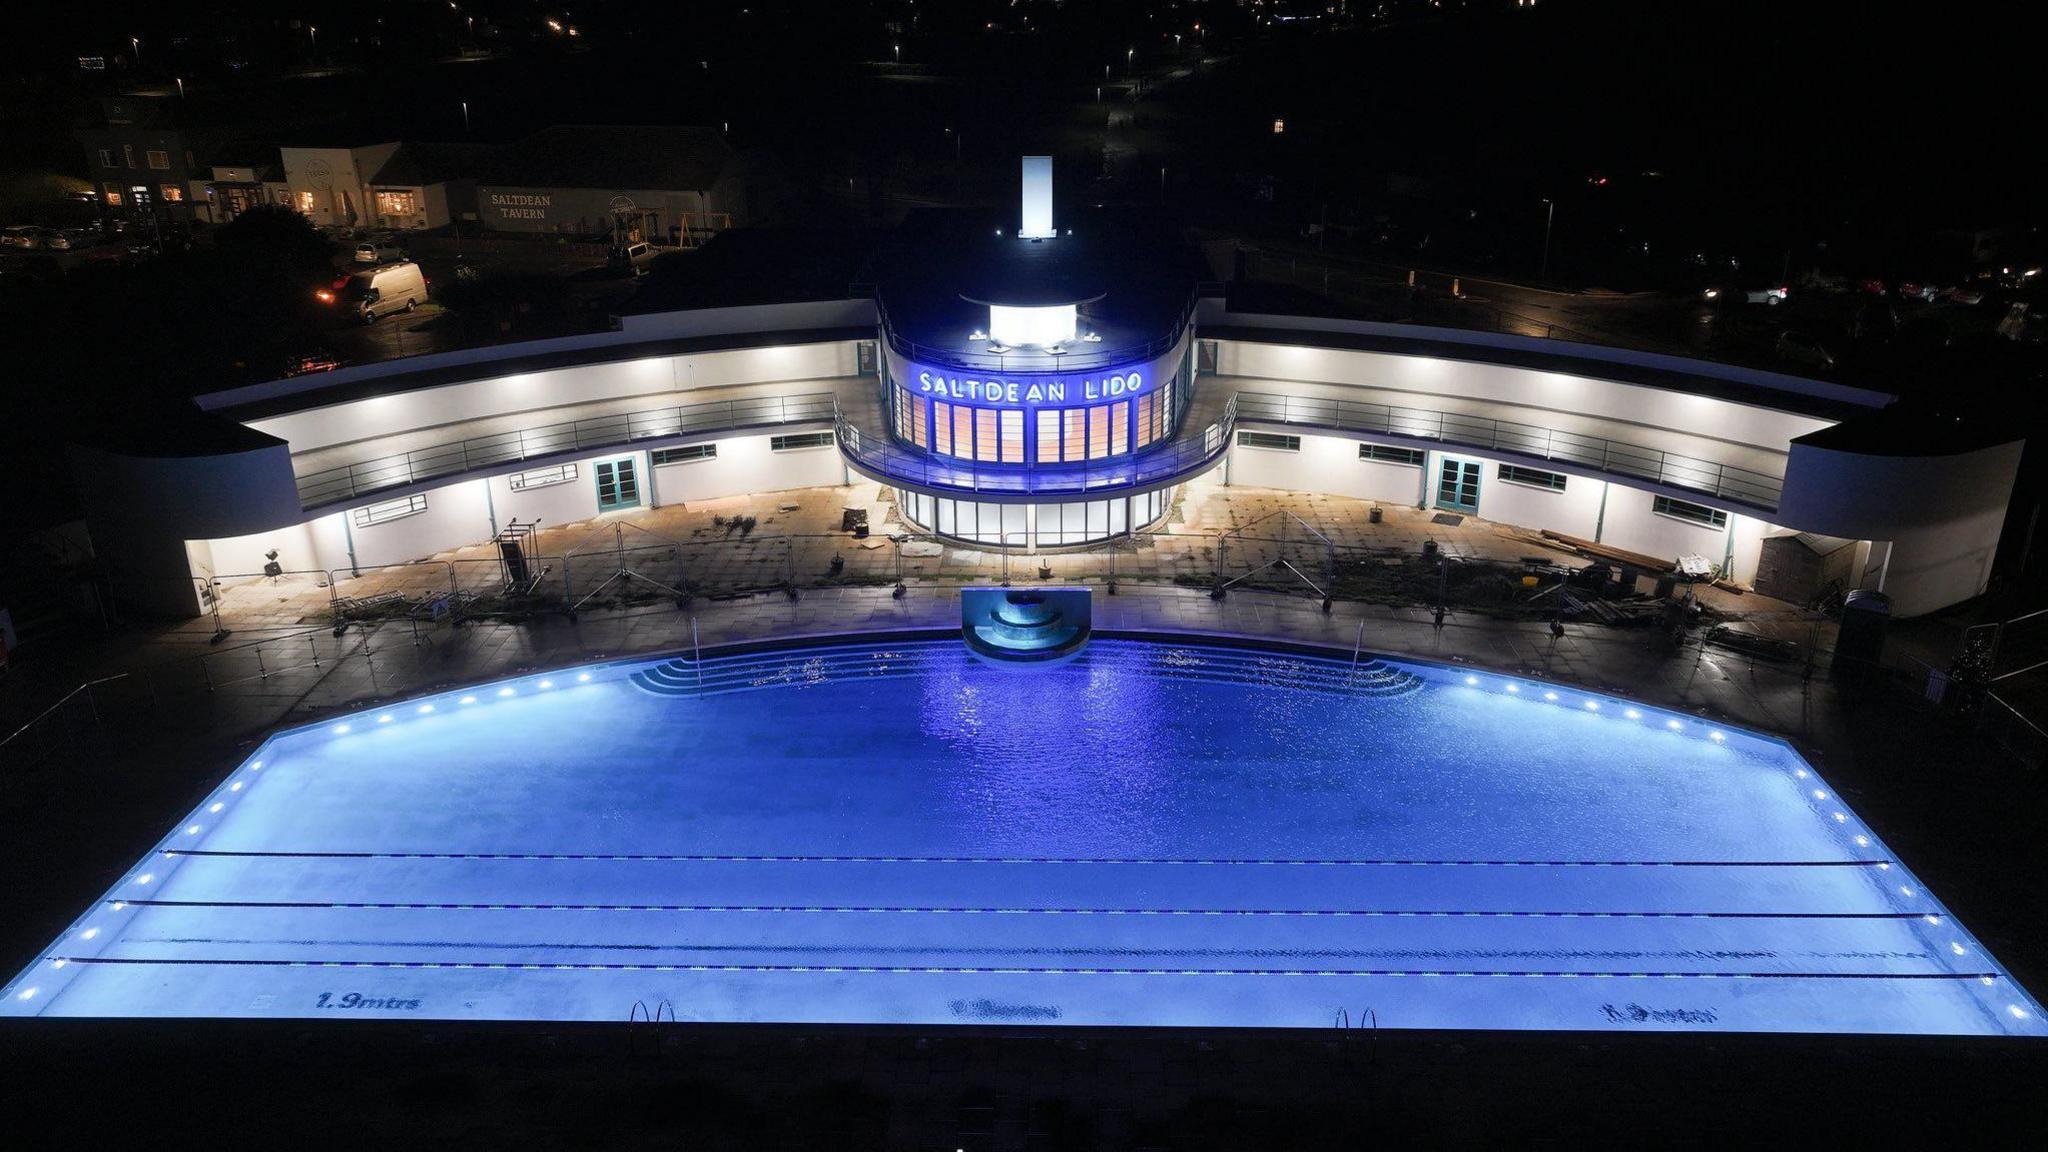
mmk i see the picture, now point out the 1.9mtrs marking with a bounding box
[315,992,421,1010]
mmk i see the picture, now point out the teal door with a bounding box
[1435,457,1481,514]
[594,457,642,511]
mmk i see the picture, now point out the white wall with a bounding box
[1217,341,1832,460]
[247,342,860,453]
[1596,487,1769,584]
[196,436,852,578]
[1226,433,1424,505]
[196,300,877,414]
[489,460,611,530]
[193,521,324,583]
[649,434,846,506]
[1199,306,1895,411]
[1460,455,1604,540]
[330,480,494,571]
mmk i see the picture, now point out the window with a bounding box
[159,184,184,203]
[771,432,834,452]
[146,150,170,170]
[351,494,428,528]
[1086,406,1113,460]
[1136,392,1158,450]
[1000,410,1024,463]
[1497,464,1567,491]
[1109,400,1130,456]
[295,190,316,214]
[933,401,954,455]
[1359,444,1426,466]
[651,444,716,465]
[1036,409,1060,463]
[506,463,579,490]
[376,190,417,217]
[1652,496,1728,529]
[97,149,115,169]
[1237,432,1300,451]
[908,394,928,449]
[122,144,135,168]
[102,189,122,207]
[975,407,998,462]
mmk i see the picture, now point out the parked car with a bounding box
[42,229,97,251]
[606,240,660,277]
[1774,330,1835,371]
[1702,283,1789,306]
[282,350,345,377]
[2,225,47,250]
[317,261,428,323]
[1896,281,1938,302]
[353,236,406,264]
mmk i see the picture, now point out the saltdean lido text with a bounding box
[914,369,1148,407]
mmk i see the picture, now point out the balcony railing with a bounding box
[835,396,1235,498]
[291,383,1784,517]
[295,393,838,508]
[873,291,1199,374]
[1233,392,1784,510]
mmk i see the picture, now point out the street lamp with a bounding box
[174,77,185,98]
[130,37,141,63]
[893,43,900,62]
[1539,198,1556,283]
[461,101,470,133]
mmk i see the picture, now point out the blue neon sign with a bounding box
[910,363,1151,408]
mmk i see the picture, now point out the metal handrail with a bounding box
[294,392,838,508]
[836,394,1236,497]
[1233,392,1785,510]
[872,290,1200,373]
[0,674,131,753]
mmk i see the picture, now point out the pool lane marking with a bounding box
[42,955,2005,980]
[160,851,1894,868]
[113,899,1938,920]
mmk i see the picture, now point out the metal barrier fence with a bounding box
[295,392,837,508]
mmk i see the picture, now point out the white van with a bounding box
[318,261,428,323]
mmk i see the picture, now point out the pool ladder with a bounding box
[628,999,677,1059]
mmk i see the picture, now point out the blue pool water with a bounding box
[5,638,2041,1035]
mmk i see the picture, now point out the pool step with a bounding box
[627,643,1426,700]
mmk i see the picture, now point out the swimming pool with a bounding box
[5,637,2040,1035]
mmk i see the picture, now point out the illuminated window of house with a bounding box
[376,190,417,216]
[159,184,184,203]
[103,190,122,207]
[295,190,316,213]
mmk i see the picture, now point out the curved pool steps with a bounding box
[627,644,1425,700]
